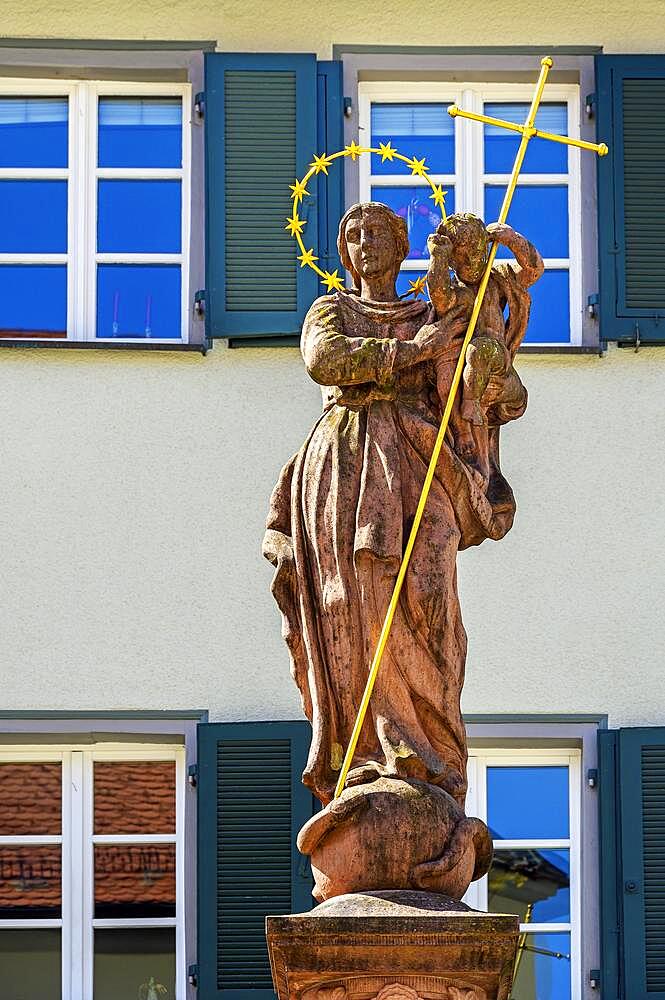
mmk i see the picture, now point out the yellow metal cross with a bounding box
[333,56,608,800]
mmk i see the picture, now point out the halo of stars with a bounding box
[286,141,448,298]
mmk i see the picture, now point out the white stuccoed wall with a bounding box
[0,343,663,727]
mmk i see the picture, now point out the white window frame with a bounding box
[0,743,186,1000]
[0,78,192,344]
[464,747,582,1000]
[358,81,583,346]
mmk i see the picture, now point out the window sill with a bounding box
[0,339,208,355]
[518,344,602,355]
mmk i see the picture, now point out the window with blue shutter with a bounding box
[599,727,665,999]
[204,54,343,347]
[597,56,665,345]
[197,721,315,1000]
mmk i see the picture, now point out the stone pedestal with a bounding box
[266,891,519,1000]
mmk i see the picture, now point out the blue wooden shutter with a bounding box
[597,56,665,344]
[205,54,344,346]
[197,721,314,1000]
[599,727,665,998]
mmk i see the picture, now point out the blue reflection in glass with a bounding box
[97,180,181,253]
[512,933,571,1000]
[371,186,454,260]
[489,848,570,924]
[488,766,569,839]
[484,103,568,174]
[371,104,454,176]
[0,181,67,253]
[525,270,570,344]
[0,97,68,168]
[484,185,568,259]
[96,265,181,339]
[396,269,428,300]
[0,265,67,334]
[98,98,182,168]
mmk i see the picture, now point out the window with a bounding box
[0,745,186,999]
[0,80,191,343]
[359,82,582,346]
[464,748,581,1000]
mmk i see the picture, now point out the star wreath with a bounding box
[286,141,448,298]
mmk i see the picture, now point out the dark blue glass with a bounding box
[487,766,569,839]
[0,265,67,335]
[97,180,181,254]
[511,933,571,1000]
[484,102,568,174]
[484,184,568,259]
[0,181,67,253]
[0,97,68,167]
[489,848,570,924]
[396,269,428,299]
[96,265,181,339]
[371,103,454,176]
[524,270,571,344]
[371,186,455,260]
[98,97,182,168]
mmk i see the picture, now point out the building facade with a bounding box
[0,3,663,999]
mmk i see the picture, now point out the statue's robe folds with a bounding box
[263,284,528,807]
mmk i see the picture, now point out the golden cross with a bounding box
[333,56,608,799]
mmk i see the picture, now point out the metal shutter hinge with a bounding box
[194,92,205,120]
[343,97,353,119]
[634,321,641,352]
[587,294,599,320]
[589,969,601,989]
[587,767,598,788]
[188,964,199,987]
[585,93,596,118]
[188,763,198,788]
[194,290,206,319]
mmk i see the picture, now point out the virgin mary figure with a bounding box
[263,201,528,810]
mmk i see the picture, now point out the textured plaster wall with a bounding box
[0,344,663,728]
[0,0,665,56]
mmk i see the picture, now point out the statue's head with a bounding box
[337,202,409,291]
[440,212,489,284]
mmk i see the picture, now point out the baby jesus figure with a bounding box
[425,213,543,475]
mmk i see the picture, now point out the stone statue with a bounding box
[263,201,542,903]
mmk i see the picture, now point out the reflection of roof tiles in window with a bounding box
[0,763,62,834]
[94,761,175,834]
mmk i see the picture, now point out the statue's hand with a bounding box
[485,221,516,246]
[427,231,453,264]
[412,306,468,360]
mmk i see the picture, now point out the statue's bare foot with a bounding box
[345,761,388,787]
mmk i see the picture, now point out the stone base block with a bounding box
[267,891,518,1000]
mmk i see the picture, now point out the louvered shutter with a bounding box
[596,56,665,344]
[204,54,344,346]
[197,721,314,1000]
[599,727,665,998]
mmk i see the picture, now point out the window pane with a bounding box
[489,848,570,924]
[0,265,67,337]
[97,180,181,253]
[487,766,569,839]
[0,180,67,253]
[0,846,61,917]
[96,265,181,339]
[371,185,454,260]
[94,761,175,835]
[0,97,68,167]
[0,930,61,1000]
[98,97,182,168]
[94,844,175,918]
[525,270,570,345]
[484,184,568,259]
[0,762,61,834]
[484,102,568,174]
[371,103,455,175]
[511,932,571,1000]
[396,269,427,299]
[94,928,175,1000]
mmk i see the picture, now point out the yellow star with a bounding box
[407,155,429,177]
[297,247,319,268]
[408,275,428,298]
[321,269,345,293]
[378,141,396,162]
[285,211,306,237]
[429,184,447,210]
[310,152,334,175]
[344,140,365,161]
[289,177,310,204]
